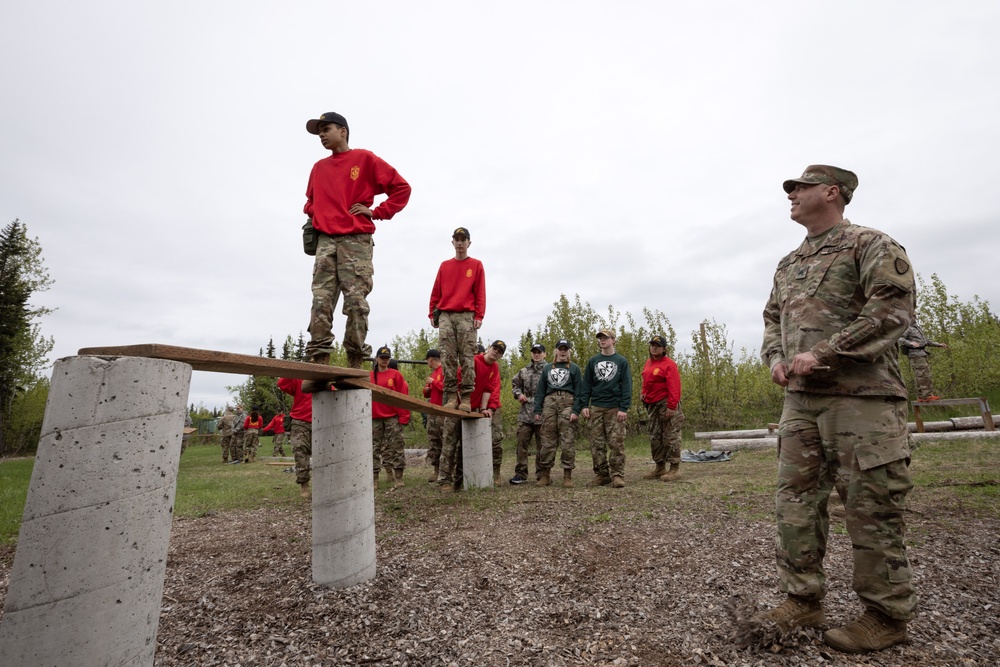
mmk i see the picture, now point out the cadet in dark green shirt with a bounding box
[575,329,632,488]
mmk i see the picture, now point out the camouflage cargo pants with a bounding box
[514,422,542,478]
[425,414,444,470]
[220,433,234,462]
[305,233,374,360]
[907,353,935,399]
[438,311,477,398]
[536,392,577,475]
[647,401,685,466]
[490,410,504,469]
[589,406,626,478]
[436,416,462,486]
[776,392,917,620]
[290,419,312,485]
[231,433,245,462]
[243,429,260,462]
[271,432,288,456]
[372,417,405,473]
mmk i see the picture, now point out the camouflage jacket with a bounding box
[217,413,236,436]
[511,360,546,424]
[761,220,915,397]
[898,323,941,358]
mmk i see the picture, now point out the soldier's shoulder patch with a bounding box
[895,257,909,275]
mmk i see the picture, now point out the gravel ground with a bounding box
[2,460,998,666]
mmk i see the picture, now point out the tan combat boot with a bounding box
[823,609,907,654]
[458,399,473,413]
[439,482,455,494]
[660,463,680,481]
[392,469,405,490]
[643,463,667,479]
[563,469,573,488]
[299,482,311,499]
[427,466,440,483]
[752,595,825,632]
[612,475,626,488]
[536,471,551,487]
[493,467,501,486]
[302,353,332,393]
[347,353,365,369]
[587,474,613,487]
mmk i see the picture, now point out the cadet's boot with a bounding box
[299,482,311,499]
[562,469,574,488]
[587,474,613,487]
[347,353,365,369]
[612,475,626,488]
[457,399,473,413]
[391,469,405,490]
[428,466,440,483]
[493,467,501,486]
[643,463,667,480]
[659,463,681,481]
[439,482,455,494]
[752,595,825,632]
[302,353,333,393]
[823,609,907,654]
[536,471,551,487]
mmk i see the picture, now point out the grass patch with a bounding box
[0,458,33,545]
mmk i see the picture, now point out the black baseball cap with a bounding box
[425,349,440,359]
[531,343,545,352]
[649,335,668,347]
[452,227,471,239]
[490,340,507,355]
[306,112,350,141]
[556,339,571,349]
[376,345,391,358]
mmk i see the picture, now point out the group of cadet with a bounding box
[291,108,917,654]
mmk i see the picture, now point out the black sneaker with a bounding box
[509,475,527,485]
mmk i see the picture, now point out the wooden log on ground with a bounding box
[950,415,1000,430]
[710,438,778,451]
[695,429,772,440]
[913,430,1000,442]
[711,429,1000,452]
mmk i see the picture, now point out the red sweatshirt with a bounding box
[370,368,411,424]
[304,149,411,236]
[469,354,501,410]
[641,356,681,409]
[244,415,264,430]
[428,257,486,320]
[424,365,444,406]
[277,377,313,423]
[263,414,286,434]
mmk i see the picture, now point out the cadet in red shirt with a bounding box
[370,346,411,491]
[278,378,313,498]
[640,335,685,481]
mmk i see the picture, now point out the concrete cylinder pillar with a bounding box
[311,388,376,588]
[461,417,492,490]
[0,355,191,667]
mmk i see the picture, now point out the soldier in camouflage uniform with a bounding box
[533,339,582,487]
[757,165,917,654]
[217,408,236,463]
[231,405,247,463]
[898,317,947,400]
[509,343,547,484]
[301,111,411,389]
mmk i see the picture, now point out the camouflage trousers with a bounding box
[438,311,477,397]
[514,422,542,478]
[271,432,288,456]
[907,353,935,399]
[242,429,260,462]
[489,410,504,470]
[536,392,577,475]
[290,419,312,485]
[220,433,234,462]
[425,414,444,470]
[372,417,405,473]
[588,406,626,478]
[230,433,245,462]
[436,417,463,486]
[647,401,685,466]
[776,392,917,620]
[305,233,374,360]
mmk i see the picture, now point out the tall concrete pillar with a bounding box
[0,355,191,667]
[461,417,492,489]
[311,388,376,589]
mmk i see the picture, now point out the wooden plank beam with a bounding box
[76,343,367,380]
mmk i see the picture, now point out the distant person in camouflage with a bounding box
[422,349,445,482]
[575,329,632,489]
[371,346,411,491]
[231,405,247,463]
[509,343,546,484]
[217,408,236,463]
[429,227,486,412]
[640,335,685,482]
[278,378,313,498]
[533,339,582,487]
[758,165,917,654]
[898,318,947,400]
[301,111,411,390]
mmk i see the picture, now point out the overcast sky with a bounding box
[3,1,998,410]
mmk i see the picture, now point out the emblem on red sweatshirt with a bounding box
[351,166,360,180]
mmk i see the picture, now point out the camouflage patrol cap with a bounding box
[596,329,616,339]
[376,345,391,358]
[783,165,858,204]
[306,111,349,140]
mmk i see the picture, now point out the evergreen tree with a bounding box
[0,220,54,455]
